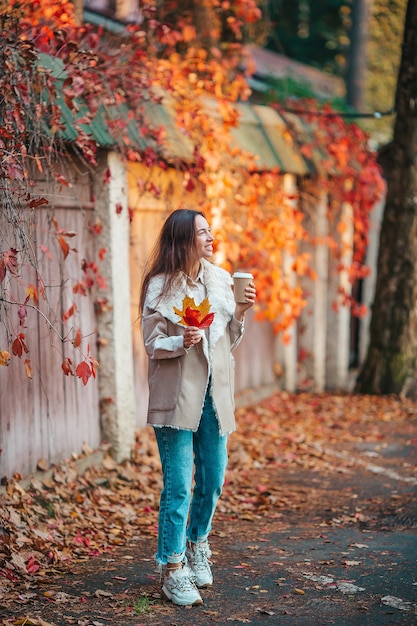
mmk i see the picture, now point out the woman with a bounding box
[139,209,256,606]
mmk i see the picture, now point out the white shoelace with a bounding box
[166,565,196,589]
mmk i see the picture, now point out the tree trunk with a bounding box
[346,0,372,110]
[356,0,417,396]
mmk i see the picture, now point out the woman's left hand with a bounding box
[234,281,256,322]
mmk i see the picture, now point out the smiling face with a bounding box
[193,214,214,261]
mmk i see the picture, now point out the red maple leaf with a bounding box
[184,307,215,329]
[173,296,215,329]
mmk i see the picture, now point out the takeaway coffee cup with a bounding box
[232,272,254,303]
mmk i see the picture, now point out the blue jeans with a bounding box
[153,391,228,568]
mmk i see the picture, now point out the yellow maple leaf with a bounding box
[0,350,11,366]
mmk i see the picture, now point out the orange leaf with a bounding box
[73,329,82,348]
[86,345,99,378]
[0,350,11,366]
[89,359,98,379]
[26,284,39,306]
[58,235,70,259]
[182,24,196,42]
[24,358,33,379]
[63,303,77,322]
[73,280,88,296]
[54,174,71,187]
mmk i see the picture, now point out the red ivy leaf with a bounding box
[63,303,77,322]
[12,337,23,358]
[28,197,48,208]
[12,333,28,358]
[26,555,40,574]
[184,177,196,192]
[89,220,103,235]
[3,248,18,274]
[0,259,5,283]
[18,305,27,325]
[62,357,75,376]
[73,281,87,296]
[76,361,92,385]
[40,244,52,261]
[54,173,71,187]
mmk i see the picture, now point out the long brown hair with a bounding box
[139,209,205,313]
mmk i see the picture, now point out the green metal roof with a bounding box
[201,98,311,175]
[231,103,311,175]
[38,53,195,160]
[38,53,312,174]
[84,9,127,34]
[39,53,123,148]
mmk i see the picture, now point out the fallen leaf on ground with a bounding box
[0,392,415,583]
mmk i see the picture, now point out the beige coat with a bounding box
[142,259,245,434]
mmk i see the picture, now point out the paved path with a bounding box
[1,420,416,625]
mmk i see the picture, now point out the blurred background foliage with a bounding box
[254,0,407,143]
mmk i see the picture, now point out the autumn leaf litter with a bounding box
[0,392,415,586]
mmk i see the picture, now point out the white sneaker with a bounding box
[186,540,213,588]
[161,564,203,606]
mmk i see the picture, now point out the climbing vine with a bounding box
[0,0,384,380]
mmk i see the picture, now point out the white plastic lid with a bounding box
[232,272,253,278]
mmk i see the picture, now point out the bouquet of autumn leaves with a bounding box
[174,296,215,329]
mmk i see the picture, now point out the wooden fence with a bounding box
[0,176,100,479]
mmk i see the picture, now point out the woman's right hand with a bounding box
[183,326,203,349]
